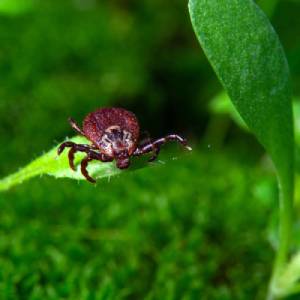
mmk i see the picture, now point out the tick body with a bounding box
[58,107,191,183]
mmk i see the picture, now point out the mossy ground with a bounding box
[0,145,276,299]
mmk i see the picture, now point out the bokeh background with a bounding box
[0,0,300,299]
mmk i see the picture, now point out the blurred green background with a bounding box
[0,0,300,299]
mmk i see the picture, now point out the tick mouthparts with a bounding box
[116,158,130,169]
[185,145,192,151]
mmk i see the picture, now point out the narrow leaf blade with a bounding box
[188,0,293,196]
[188,0,294,295]
[0,136,122,191]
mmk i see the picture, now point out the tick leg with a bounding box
[134,134,192,158]
[58,142,96,156]
[68,147,77,171]
[138,132,158,161]
[88,151,113,162]
[81,156,96,183]
[80,149,114,183]
[68,145,103,171]
[148,145,160,162]
[153,134,192,150]
[58,142,101,173]
[57,141,76,155]
[68,117,85,135]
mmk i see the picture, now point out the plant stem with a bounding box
[268,175,294,299]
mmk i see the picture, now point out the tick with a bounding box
[58,107,192,183]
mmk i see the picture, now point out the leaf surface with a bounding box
[189,0,294,295]
[0,137,122,191]
[189,0,293,205]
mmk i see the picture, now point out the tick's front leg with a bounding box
[80,156,96,183]
[57,141,76,155]
[80,152,114,183]
[133,134,192,161]
[58,142,96,155]
[152,134,192,151]
[57,142,78,171]
[148,146,160,162]
[58,142,98,172]
[133,143,160,162]
[68,147,77,171]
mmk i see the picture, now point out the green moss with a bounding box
[0,148,276,299]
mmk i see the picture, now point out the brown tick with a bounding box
[58,107,192,183]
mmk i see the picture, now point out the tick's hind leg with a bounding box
[81,156,96,183]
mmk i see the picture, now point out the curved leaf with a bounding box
[0,136,137,191]
[189,0,294,296]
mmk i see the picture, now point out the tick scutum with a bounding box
[83,108,140,155]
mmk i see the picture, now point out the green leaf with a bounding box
[189,0,294,297]
[0,136,139,192]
